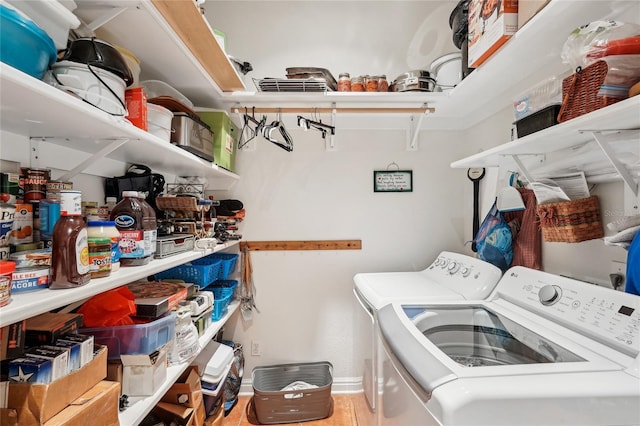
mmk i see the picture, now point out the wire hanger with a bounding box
[262,109,293,152]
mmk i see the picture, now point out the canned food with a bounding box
[46,181,73,201]
[20,168,50,202]
[11,266,50,293]
[9,248,52,269]
[10,204,33,245]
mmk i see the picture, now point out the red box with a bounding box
[125,87,148,130]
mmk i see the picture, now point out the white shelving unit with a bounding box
[449,0,640,188]
[0,241,240,328]
[119,300,240,425]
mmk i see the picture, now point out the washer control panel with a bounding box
[499,267,640,355]
[430,253,499,281]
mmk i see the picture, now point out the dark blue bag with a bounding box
[475,200,514,272]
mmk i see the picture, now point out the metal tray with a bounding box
[255,78,334,92]
[286,67,337,90]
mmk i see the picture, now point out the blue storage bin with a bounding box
[155,259,222,287]
[80,312,176,359]
[198,253,238,280]
[0,4,56,79]
[212,293,232,321]
[206,279,238,299]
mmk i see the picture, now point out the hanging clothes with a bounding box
[504,187,542,270]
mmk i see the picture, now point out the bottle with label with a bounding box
[137,192,157,258]
[87,221,121,272]
[110,191,150,266]
[51,190,91,289]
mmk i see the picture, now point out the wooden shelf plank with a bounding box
[240,240,362,251]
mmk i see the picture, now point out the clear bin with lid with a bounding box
[513,74,566,121]
[140,80,193,108]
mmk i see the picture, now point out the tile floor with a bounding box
[223,393,365,426]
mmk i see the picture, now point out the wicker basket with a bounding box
[557,61,621,122]
[537,196,604,243]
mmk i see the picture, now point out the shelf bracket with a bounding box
[53,138,131,181]
[510,155,534,184]
[589,130,639,196]
[326,102,337,152]
[85,6,128,32]
[407,104,430,151]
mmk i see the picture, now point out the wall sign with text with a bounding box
[373,170,413,192]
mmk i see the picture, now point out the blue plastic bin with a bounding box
[212,292,232,321]
[197,253,238,280]
[206,279,238,299]
[155,259,222,287]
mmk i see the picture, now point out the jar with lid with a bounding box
[51,190,91,289]
[351,76,365,92]
[87,221,121,272]
[365,76,379,92]
[87,237,112,278]
[338,73,351,92]
[378,75,389,92]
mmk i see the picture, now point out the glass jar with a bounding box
[351,76,365,92]
[338,73,351,92]
[87,237,112,278]
[378,75,389,92]
[365,76,379,92]
[87,221,121,272]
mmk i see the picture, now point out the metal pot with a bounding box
[390,70,436,92]
[60,37,133,86]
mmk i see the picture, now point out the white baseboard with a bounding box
[239,376,363,396]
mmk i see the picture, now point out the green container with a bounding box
[198,110,238,172]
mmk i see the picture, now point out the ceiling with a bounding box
[203,1,461,90]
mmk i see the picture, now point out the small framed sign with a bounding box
[373,170,413,192]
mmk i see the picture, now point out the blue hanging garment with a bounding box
[625,231,640,295]
[475,199,514,272]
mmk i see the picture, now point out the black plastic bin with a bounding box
[515,104,562,138]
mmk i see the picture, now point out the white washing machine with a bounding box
[353,251,502,426]
[377,266,640,425]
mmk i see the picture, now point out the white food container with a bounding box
[6,0,80,49]
[147,103,173,142]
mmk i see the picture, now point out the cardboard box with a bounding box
[121,347,167,396]
[56,334,94,368]
[106,359,123,389]
[0,408,18,426]
[152,399,201,426]
[25,312,83,347]
[25,346,69,381]
[162,366,203,408]
[0,321,26,361]
[467,0,518,68]
[517,0,549,29]
[7,345,107,425]
[8,357,52,383]
[43,381,120,426]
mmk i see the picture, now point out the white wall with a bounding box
[222,121,471,390]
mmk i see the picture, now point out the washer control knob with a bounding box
[447,262,460,274]
[539,285,562,306]
[440,259,449,269]
[461,267,471,277]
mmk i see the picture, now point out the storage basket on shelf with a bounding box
[251,361,333,424]
[557,60,621,122]
[207,279,238,299]
[211,289,232,321]
[536,196,604,243]
[155,258,222,288]
[194,253,238,279]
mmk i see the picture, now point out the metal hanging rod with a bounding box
[231,105,434,115]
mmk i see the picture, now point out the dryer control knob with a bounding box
[539,285,562,306]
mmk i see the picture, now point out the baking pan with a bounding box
[286,67,337,90]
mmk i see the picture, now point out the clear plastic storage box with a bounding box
[513,74,565,121]
[80,312,176,359]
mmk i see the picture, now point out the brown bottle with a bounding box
[110,191,150,266]
[51,190,91,288]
